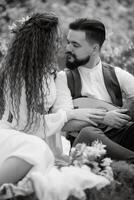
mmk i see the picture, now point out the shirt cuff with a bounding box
[57,109,68,124]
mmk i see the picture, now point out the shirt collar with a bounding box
[78,59,102,72]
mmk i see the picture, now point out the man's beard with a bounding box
[66,52,90,69]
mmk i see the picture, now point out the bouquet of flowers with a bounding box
[69,140,113,182]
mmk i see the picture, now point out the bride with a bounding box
[0,12,105,186]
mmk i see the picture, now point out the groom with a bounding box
[53,18,134,161]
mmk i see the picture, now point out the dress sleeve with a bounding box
[52,71,73,112]
[115,67,134,99]
[45,109,68,137]
[43,73,69,137]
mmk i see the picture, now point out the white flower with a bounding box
[18,16,30,24]
[9,16,30,32]
[92,140,106,151]
[91,140,106,156]
[83,147,99,160]
[101,158,112,167]
[9,23,17,31]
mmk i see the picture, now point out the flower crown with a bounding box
[9,15,30,33]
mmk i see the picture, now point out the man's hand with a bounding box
[102,109,131,129]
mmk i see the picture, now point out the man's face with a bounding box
[66,30,94,68]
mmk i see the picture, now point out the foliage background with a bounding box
[0,2,134,199]
[0,0,134,72]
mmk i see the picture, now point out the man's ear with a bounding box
[90,43,100,56]
[93,43,100,52]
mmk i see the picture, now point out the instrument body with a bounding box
[73,97,134,121]
[73,97,119,111]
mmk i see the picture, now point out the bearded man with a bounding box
[53,18,134,162]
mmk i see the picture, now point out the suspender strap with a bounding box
[102,63,123,107]
[64,68,75,98]
[65,68,82,99]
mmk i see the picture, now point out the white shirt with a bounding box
[53,60,134,112]
[78,61,112,102]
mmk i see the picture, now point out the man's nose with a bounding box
[66,43,73,52]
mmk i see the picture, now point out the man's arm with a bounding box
[116,67,134,121]
[99,67,134,129]
[115,67,134,101]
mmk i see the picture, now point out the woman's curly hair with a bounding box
[1,12,59,133]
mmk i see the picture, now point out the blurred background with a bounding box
[0,0,134,73]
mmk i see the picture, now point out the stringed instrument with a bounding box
[66,97,134,139]
[73,97,118,111]
[73,97,134,121]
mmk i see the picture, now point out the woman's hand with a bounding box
[66,108,106,127]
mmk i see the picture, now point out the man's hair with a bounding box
[69,18,106,47]
[1,12,59,133]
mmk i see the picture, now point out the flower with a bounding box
[69,141,113,182]
[101,158,113,167]
[8,23,17,32]
[17,16,30,24]
[92,140,106,156]
[8,15,30,32]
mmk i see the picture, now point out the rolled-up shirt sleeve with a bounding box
[115,67,134,99]
[52,71,73,112]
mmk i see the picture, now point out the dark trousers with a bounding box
[68,122,134,162]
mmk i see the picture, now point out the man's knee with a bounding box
[73,126,104,146]
[80,126,104,135]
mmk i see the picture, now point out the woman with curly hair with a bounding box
[0,12,105,186]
